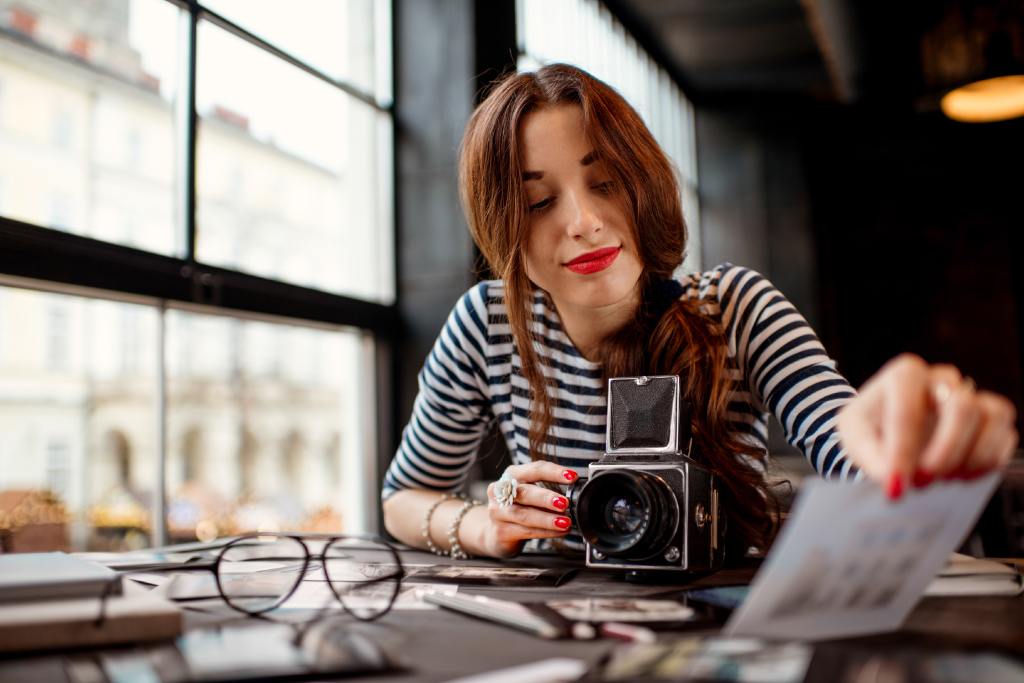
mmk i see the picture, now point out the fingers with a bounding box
[484,463,575,547]
[926,390,1017,478]
[486,497,571,536]
[486,478,570,514]
[880,356,931,487]
[837,395,886,481]
[838,354,1020,500]
[838,354,932,485]
[503,460,580,486]
[918,386,982,477]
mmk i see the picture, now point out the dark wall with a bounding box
[697,108,822,334]
[696,105,824,458]
[806,108,1023,422]
[393,0,477,466]
[696,102,1024,448]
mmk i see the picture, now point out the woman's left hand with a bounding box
[837,353,1019,498]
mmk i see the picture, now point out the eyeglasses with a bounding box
[211,533,404,621]
[102,534,405,624]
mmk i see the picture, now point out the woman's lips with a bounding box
[564,247,620,275]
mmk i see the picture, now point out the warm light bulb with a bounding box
[941,75,1024,123]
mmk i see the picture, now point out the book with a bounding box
[922,553,1024,597]
[0,551,121,603]
[0,589,182,653]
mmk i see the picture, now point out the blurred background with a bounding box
[0,0,1021,555]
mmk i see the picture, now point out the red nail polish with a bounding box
[945,465,967,481]
[912,470,934,488]
[887,474,903,500]
[554,517,571,530]
[563,470,578,482]
[552,497,567,511]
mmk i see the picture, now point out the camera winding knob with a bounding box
[694,503,706,529]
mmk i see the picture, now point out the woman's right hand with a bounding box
[479,461,579,558]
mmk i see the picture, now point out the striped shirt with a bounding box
[383,264,857,500]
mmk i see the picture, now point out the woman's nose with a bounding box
[566,190,602,239]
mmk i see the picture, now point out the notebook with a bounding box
[0,551,121,603]
[0,589,182,653]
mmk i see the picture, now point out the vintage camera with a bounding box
[566,375,727,571]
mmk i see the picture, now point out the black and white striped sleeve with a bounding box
[382,284,494,499]
[719,266,859,481]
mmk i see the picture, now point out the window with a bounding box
[51,103,75,149]
[45,300,71,371]
[46,438,71,503]
[126,126,142,168]
[195,13,394,302]
[48,191,75,233]
[0,0,395,550]
[0,285,159,546]
[517,0,701,273]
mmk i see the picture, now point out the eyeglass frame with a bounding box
[98,533,405,625]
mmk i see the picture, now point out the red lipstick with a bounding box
[564,247,620,275]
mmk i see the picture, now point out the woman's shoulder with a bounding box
[448,281,512,333]
[677,262,766,301]
[455,280,505,310]
[458,280,550,312]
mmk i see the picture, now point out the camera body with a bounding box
[567,375,727,571]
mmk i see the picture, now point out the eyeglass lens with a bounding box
[324,537,403,621]
[218,535,307,614]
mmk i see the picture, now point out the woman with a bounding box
[382,64,1018,561]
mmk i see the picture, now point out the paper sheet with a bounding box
[442,657,588,683]
[724,473,1001,641]
[279,581,457,610]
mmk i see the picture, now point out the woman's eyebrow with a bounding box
[580,151,600,166]
[522,170,543,181]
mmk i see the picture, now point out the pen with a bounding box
[423,592,563,639]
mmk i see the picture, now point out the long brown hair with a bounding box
[459,64,778,553]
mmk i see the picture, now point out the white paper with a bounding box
[300,562,433,582]
[724,473,1001,641]
[219,561,288,574]
[278,580,458,610]
[441,657,588,683]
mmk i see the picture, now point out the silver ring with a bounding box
[933,376,977,405]
[494,471,518,508]
[932,382,954,405]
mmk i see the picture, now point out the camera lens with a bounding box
[605,496,644,536]
[576,470,678,561]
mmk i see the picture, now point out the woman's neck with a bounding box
[552,288,640,362]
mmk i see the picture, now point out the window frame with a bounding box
[0,0,398,543]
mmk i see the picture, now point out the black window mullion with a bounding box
[181,0,199,263]
[0,218,399,334]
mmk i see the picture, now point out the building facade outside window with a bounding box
[0,0,394,552]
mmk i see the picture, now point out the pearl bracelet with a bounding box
[422,493,452,556]
[422,492,483,559]
[447,499,476,560]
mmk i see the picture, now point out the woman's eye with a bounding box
[529,197,553,212]
[592,180,614,193]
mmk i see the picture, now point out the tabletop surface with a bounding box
[3,546,1024,683]
[192,547,1024,683]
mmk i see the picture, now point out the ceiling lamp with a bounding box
[919,2,1024,123]
[941,74,1024,123]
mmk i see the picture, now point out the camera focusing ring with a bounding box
[575,469,679,561]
